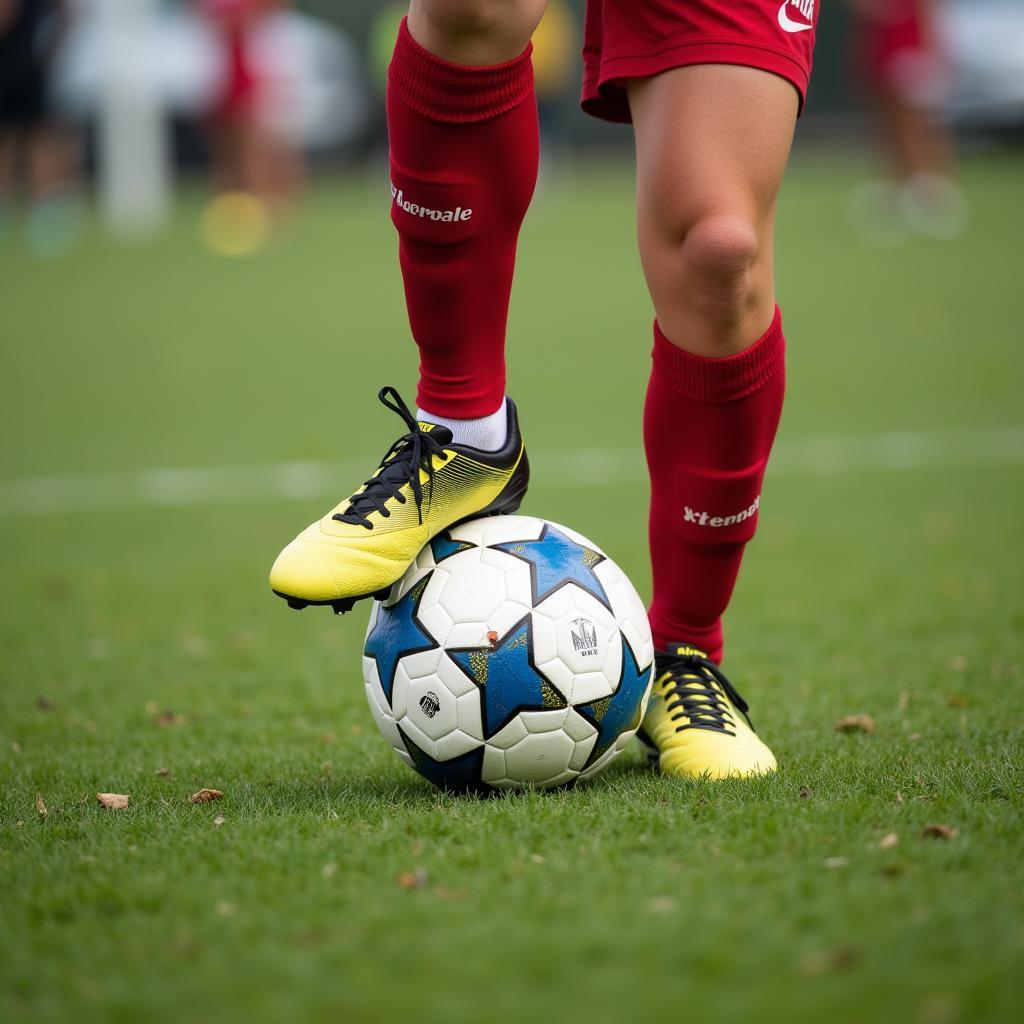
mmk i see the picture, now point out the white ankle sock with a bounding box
[417,399,509,452]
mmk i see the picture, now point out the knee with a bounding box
[679,214,759,298]
[645,212,766,354]
[411,0,545,57]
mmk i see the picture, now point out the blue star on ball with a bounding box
[449,617,565,737]
[491,523,611,611]
[398,731,487,793]
[430,532,475,564]
[578,636,652,768]
[364,573,437,704]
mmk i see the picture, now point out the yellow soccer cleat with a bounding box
[636,644,777,779]
[270,387,529,613]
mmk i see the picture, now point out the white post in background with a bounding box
[96,0,171,238]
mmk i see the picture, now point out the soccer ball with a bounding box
[363,515,654,791]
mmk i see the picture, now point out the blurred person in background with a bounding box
[369,3,407,103]
[271,0,821,782]
[530,0,577,150]
[198,0,303,241]
[847,0,967,241]
[0,0,80,255]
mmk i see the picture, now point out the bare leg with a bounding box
[629,65,798,356]
[408,0,547,64]
[874,89,953,182]
[632,65,799,679]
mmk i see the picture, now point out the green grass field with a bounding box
[2,151,1023,1024]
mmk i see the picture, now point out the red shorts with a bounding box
[582,0,818,123]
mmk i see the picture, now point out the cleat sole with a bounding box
[273,586,395,615]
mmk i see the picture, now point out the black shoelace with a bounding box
[332,387,446,530]
[661,650,753,737]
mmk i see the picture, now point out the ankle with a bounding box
[417,398,509,451]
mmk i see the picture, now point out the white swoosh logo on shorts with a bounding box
[778,3,813,33]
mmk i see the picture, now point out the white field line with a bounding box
[0,426,1022,518]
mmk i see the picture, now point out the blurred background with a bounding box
[1,0,1022,254]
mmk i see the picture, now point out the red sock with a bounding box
[387,19,538,418]
[645,308,786,663]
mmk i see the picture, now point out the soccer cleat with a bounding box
[636,644,777,779]
[270,387,529,613]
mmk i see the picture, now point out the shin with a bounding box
[388,2,546,419]
[630,65,799,659]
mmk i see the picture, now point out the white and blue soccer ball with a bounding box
[363,515,654,791]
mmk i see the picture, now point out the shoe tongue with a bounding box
[416,420,453,446]
[670,643,708,659]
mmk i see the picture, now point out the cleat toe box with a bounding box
[658,731,777,780]
[270,526,416,604]
[269,535,343,604]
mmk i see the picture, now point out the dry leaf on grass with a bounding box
[798,945,861,977]
[947,695,969,708]
[433,886,467,902]
[36,696,56,711]
[154,710,187,727]
[835,714,876,735]
[799,786,813,799]
[879,832,899,850]
[154,768,171,778]
[96,793,130,810]
[398,867,429,890]
[190,788,224,804]
[920,993,959,1024]
[212,815,226,827]
[823,856,850,870]
[35,794,47,818]
[921,823,958,840]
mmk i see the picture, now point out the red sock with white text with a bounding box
[645,308,786,663]
[387,18,538,419]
